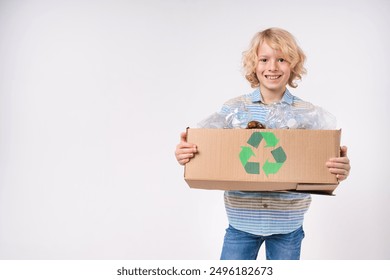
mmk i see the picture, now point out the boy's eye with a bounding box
[278,58,285,62]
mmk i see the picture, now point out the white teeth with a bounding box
[266,75,280,80]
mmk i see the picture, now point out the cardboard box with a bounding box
[184,128,341,195]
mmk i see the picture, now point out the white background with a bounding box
[0,0,389,260]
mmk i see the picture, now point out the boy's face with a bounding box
[256,42,291,98]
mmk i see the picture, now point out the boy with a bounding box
[175,28,351,260]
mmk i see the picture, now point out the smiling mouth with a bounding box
[265,75,281,80]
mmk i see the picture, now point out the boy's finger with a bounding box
[180,132,187,143]
[177,153,194,160]
[340,146,348,157]
[327,157,350,165]
[180,147,197,154]
[336,174,347,181]
[326,162,347,169]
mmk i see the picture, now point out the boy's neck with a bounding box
[260,87,286,104]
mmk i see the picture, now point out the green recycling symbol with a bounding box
[239,132,287,176]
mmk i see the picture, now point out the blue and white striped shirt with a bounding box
[220,88,312,236]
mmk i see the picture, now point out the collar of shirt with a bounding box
[251,88,294,105]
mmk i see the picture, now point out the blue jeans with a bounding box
[220,225,305,260]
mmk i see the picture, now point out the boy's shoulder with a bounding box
[291,95,315,108]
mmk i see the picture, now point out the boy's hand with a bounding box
[326,146,351,181]
[175,132,197,165]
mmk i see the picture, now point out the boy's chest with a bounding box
[246,104,269,123]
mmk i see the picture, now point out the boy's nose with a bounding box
[269,60,278,71]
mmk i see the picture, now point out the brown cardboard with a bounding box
[184,128,341,195]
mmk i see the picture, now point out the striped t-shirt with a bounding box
[220,88,312,236]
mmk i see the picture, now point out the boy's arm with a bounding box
[326,146,351,181]
[175,132,198,165]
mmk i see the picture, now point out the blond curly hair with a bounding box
[242,27,307,88]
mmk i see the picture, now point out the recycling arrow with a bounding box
[262,146,287,175]
[260,132,280,147]
[239,131,287,176]
[239,146,259,174]
[247,131,280,148]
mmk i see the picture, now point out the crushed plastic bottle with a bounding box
[265,102,336,129]
[197,101,252,129]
